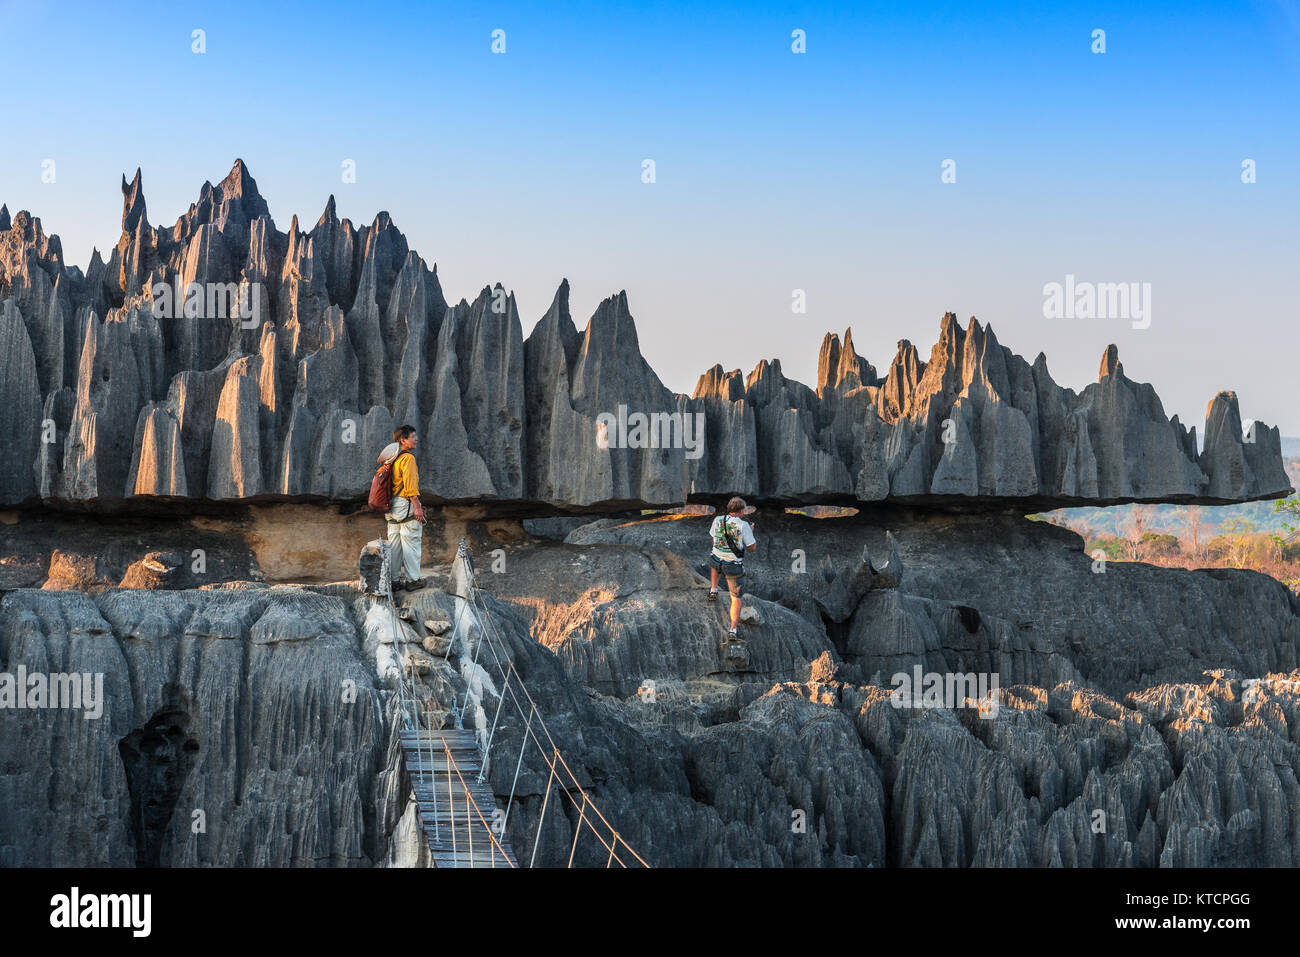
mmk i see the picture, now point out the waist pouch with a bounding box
[387,498,420,523]
[712,553,743,572]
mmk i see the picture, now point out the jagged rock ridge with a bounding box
[0,162,1290,511]
[5,512,1298,867]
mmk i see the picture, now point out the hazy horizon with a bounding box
[3,0,1297,435]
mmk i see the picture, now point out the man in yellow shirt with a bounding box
[384,425,426,590]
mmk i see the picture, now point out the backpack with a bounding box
[368,452,411,513]
[719,515,744,558]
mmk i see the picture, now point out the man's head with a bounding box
[726,496,746,516]
[394,424,418,451]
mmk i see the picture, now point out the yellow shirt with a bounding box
[392,452,420,499]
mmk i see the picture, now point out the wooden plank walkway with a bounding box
[399,727,518,868]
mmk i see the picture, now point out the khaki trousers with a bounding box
[385,497,422,582]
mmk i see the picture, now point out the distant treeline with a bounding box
[1046,455,1300,537]
[1036,469,1300,594]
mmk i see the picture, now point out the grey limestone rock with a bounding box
[0,164,1290,513]
[3,507,1299,867]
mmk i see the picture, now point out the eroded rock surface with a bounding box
[561,511,1300,696]
[3,509,1298,866]
[0,162,1289,512]
[482,512,1300,866]
[0,587,386,866]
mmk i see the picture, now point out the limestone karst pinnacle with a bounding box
[0,160,1291,511]
[120,168,147,233]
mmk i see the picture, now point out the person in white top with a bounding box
[707,496,757,637]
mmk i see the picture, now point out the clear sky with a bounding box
[3,0,1297,435]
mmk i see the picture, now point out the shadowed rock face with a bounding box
[554,511,1300,698]
[0,161,1290,512]
[479,512,1300,866]
[0,587,389,866]
[118,689,201,868]
[3,513,1296,867]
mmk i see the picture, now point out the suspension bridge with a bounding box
[380,538,650,869]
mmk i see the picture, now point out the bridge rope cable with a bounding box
[383,542,444,846]
[386,550,519,866]
[530,751,558,869]
[383,548,424,824]
[382,544,513,865]
[465,582,641,868]
[471,609,640,867]
[568,793,589,868]
[462,578,632,866]
[381,538,648,867]
[453,540,650,868]
[499,703,533,839]
[380,542,415,733]
[480,659,514,779]
[447,733,456,862]
[499,696,535,842]
[439,733,516,867]
[418,698,493,865]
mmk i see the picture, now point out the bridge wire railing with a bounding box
[381,538,649,867]
[450,539,650,868]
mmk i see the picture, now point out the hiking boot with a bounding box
[706,590,718,602]
[404,577,428,591]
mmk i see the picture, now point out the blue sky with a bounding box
[3,0,1297,434]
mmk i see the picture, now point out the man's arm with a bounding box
[408,458,425,520]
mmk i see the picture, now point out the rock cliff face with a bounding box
[2,161,1296,869]
[0,162,1290,511]
[487,512,1300,866]
[0,586,389,866]
[3,512,1297,867]
[557,512,1299,700]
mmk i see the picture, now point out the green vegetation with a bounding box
[1046,456,1300,539]
[1054,499,1300,593]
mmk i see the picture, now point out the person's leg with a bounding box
[726,570,743,631]
[710,566,719,592]
[405,517,423,582]
[387,499,412,584]
[394,523,416,582]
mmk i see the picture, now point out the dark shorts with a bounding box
[710,554,744,595]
